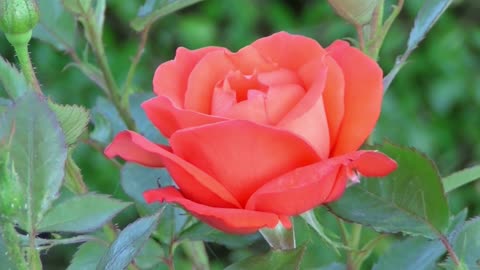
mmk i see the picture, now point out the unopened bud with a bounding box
[328,0,379,26]
[0,0,39,35]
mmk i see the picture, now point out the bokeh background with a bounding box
[1,0,479,269]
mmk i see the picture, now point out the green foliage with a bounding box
[0,226,19,269]
[328,143,450,238]
[2,92,67,232]
[445,218,480,269]
[179,221,259,248]
[225,245,307,270]
[67,241,108,270]
[131,0,204,31]
[373,209,467,270]
[32,0,76,51]
[443,165,480,193]
[49,101,90,145]
[384,0,454,90]
[38,194,131,233]
[96,212,162,270]
[0,56,28,98]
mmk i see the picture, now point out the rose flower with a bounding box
[105,32,397,234]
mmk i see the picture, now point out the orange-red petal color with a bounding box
[144,187,286,234]
[169,120,320,206]
[245,151,397,216]
[327,41,383,156]
[251,32,326,70]
[105,131,241,208]
[153,47,225,107]
[142,96,226,138]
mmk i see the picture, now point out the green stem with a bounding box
[83,14,136,131]
[6,32,42,94]
[28,231,42,270]
[336,218,356,270]
[122,24,152,106]
[182,241,210,270]
[0,222,28,270]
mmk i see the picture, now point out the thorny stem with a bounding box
[83,12,136,131]
[122,24,152,105]
[14,43,42,94]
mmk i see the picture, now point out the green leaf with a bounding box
[443,165,480,193]
[49,102,90,145]
[120,163,168,213]
[90,97,126,145]
[96,212,162,270]
[300,211,343,253]
[131,0,204,31]
[129,93,167,144]
[3,92,67,232]
[407,0,453,51]
[225,245,306,270]
[179,221,258,248]
[384,0,453,91]
[135,239,164,269]
[318,263,346,270]
[328,142,450,238]
[0,56,29,98]
[121,163,187,242]
[0,228,19,269]
[38,194,131,233]
[373,209,467,270]
[67,241,108,270]
[33,0,76,51]
[445,218,480,269]
[64,152,86,194]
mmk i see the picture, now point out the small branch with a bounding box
[336,218,356,270]
[122,24,152,104]
[83,13,136,131]
[355,24,366,52]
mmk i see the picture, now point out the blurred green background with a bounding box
[1,0,479,269]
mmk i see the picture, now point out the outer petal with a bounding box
[299,56,345,148]
[277,65,330,158]
[153,47,226,107]
[105,131,241,208]
[245,151,397,216]
[170,120,320,206]
[142,96,227,138]
[184,50,235,113]
[144,187,286,234]
[251,32,326,70]
[327,41,383,156]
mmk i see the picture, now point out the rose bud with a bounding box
[328,0,380,26]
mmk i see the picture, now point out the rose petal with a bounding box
[144,187,286,234]
[327,41,384,156]
[251,32,326,70]
[277,64,330,158]
[265,84,305,124]
[105,131,241,208]
[142,96,226,138]
[299,56,345,149]
[257,69,303,87]
[184,51,235,113]
[227,45,277,74]
[245,151,397,216]
[153,47,226,107]
[220,91,269,124]
[169,120,320,206]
